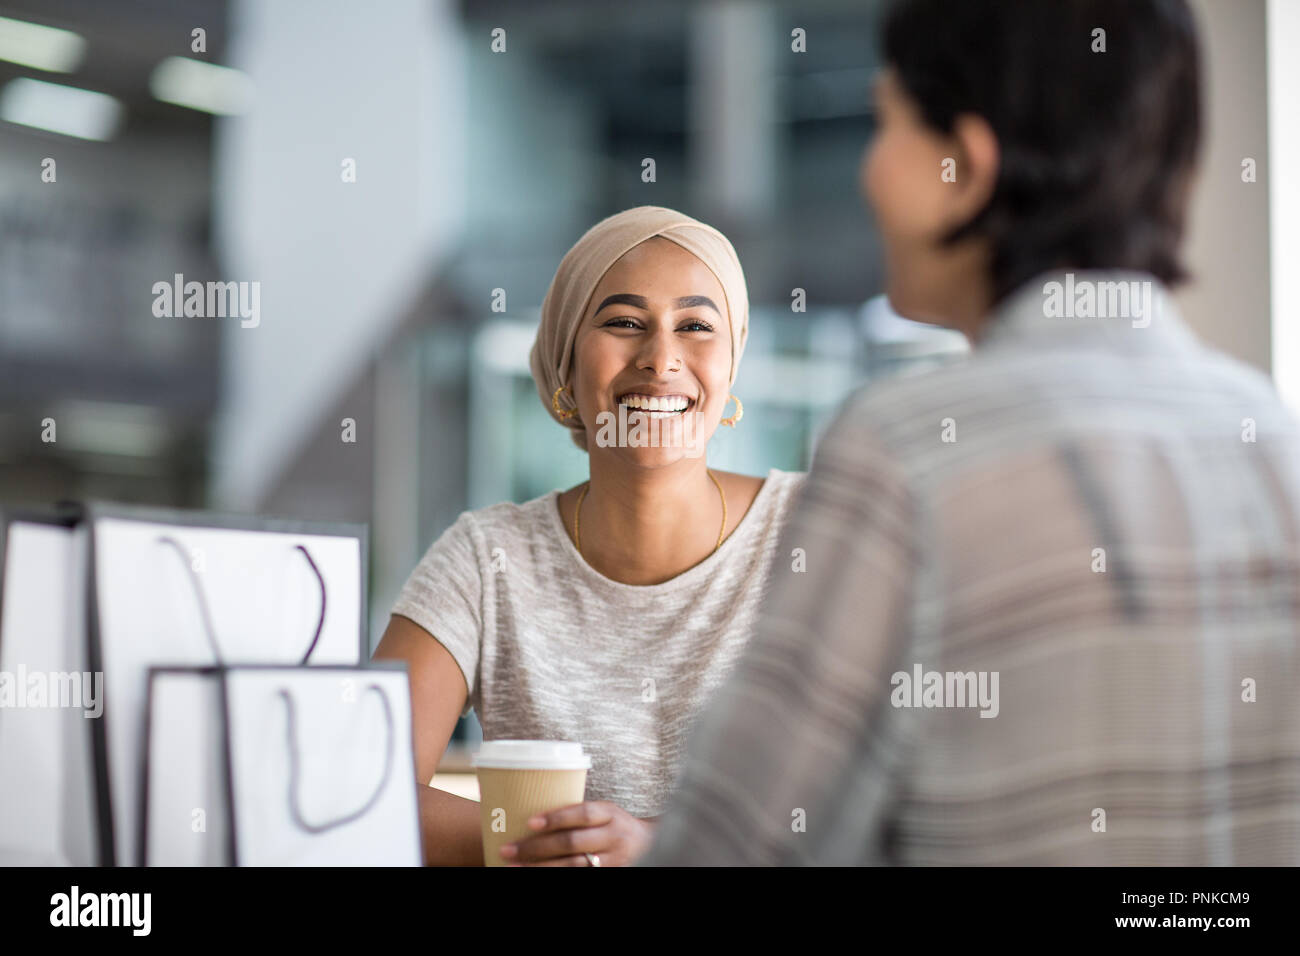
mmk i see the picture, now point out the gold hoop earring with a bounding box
[552,385,578,420]
[720,394,743,428]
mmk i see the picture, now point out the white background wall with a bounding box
[1268,0,1300,413]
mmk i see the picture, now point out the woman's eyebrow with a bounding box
[593,293,720,314]
[594,293,648,312]
[674,295,720,313]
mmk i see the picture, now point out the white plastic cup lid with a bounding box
[471,739,592,770]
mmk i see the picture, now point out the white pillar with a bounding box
[688,0,778,223]
[1176,0,1271,374]
[211,0,466,511]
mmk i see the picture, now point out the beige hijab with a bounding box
[529,205,749,451]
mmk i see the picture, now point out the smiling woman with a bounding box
[371,205,807,866]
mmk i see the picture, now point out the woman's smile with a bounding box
[616,392,695,418]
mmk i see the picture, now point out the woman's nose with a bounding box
[636,328,680,375]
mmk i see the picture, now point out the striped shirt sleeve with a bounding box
[640,399,921,865]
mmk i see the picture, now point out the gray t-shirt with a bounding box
[391,468,807,817]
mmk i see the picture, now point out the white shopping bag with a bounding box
[140,667,228,866]
[220,663,421,866]
[87,502,367,866]
[0,507,97,866]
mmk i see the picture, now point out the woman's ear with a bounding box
[945,113,1000,229]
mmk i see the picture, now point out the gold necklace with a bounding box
[574,470,727,558]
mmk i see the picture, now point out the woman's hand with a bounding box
[498,801,655,866]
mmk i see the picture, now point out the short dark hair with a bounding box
[882,0,1203,304]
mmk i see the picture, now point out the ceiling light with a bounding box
[0,15,85,73]
[149,56,254,115]
[0,77,122,140]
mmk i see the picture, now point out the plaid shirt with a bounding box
[641,270,1300,865]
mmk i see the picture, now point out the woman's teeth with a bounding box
[619,394,692,417]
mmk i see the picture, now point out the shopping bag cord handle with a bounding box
[156,536,328,665]
[278,683,395,835]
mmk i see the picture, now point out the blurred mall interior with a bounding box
[0,0,1294,750]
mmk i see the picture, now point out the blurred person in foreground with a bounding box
[641,0,1300,865]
